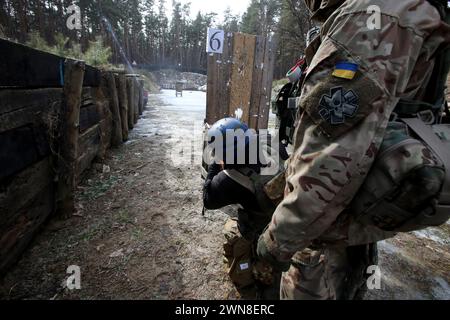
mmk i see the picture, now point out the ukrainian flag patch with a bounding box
[332,62,358,80]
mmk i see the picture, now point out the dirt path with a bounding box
[0,90,448,300]
[0,91,236,300]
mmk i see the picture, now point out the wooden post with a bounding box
[138,79,144,115]
[117,74,129,141]
[105,72,123,146]
[57,59,85,217]
[96,78,113,160]
[258,37,276,130]
[229,33,256,125]
[127,77,134,130]
[249,36,265,129]
[133,78,139,124]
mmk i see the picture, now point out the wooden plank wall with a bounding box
[206,32,234,125]
[206,32,276,130]
[0,39,100,88]
[0,39,144,275]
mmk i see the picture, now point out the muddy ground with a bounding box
[0,90,448,300]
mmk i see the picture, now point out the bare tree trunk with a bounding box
[15,0,29,42]
[35,1,45,36]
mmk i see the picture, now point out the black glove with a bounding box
[256,235,290,272]
[206,162,223,181]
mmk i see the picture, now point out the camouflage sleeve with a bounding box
[261,0,449,261]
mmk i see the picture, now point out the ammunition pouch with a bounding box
[223,218,255,289]
[223,218,277,290]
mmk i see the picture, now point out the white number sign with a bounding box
[206,28,224,54]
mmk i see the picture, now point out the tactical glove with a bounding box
[256,235,290,272]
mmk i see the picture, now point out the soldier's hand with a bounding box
[256,235,290,272]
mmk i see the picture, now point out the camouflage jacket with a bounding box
[261,0,450,261]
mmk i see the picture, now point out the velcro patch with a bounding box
[301,72,382,138]
[332,62,358,80]
[318,86,359,124]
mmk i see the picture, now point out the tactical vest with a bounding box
[350,1,450,232]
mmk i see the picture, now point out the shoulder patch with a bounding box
[318,86,359,124]
[301,72,382,139]
[332,62,358,80]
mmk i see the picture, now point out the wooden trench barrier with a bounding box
[0,39,145,275]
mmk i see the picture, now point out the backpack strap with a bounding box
[402,118,450,208]
[394,99,438,116]
[234,167,279,215]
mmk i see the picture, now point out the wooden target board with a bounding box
[206,31,276,130]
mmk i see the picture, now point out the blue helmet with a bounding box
[207,117,249,138]
[207,118,251,165]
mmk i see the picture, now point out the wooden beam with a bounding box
[117,74,129,141]
[138,79,144,115]
[105,72,123,147]
[133,78,139,124]
[229,33,256,126]
[0,38,100,88]
[249,36,265,129]
[127,78,135,130]
[0,88,62,116]
[0,125,50,181]
[76,124,100,181]
[79,103,101,133]
[0,89,63,134]
[217,32,234,122]
[94,78,112,160]
[258,38,276,130]
[0,180,54,275]
[56,59,85,217]
[206,53,217,124]
[0,157,53,229]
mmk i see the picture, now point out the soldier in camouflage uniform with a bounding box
[257,0,450,299]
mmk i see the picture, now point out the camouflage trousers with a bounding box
[281,243,377,300]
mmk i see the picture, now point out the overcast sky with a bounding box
[164,0,251,21]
